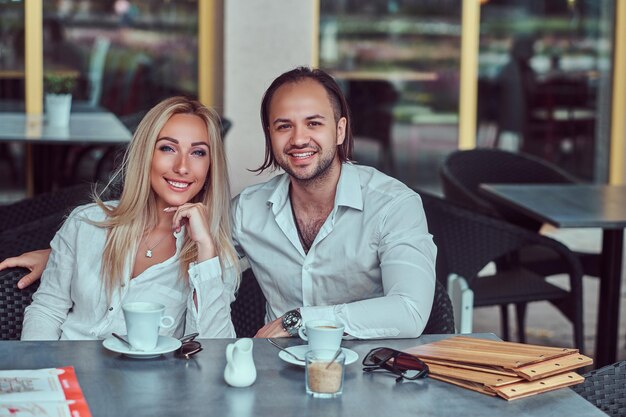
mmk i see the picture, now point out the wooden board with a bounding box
[427,363,522,387]
[492,372,585,401]
[430,369,584,401]
[406,336,577,369]
[429,374,497,397]
[513,353,593,381]
[423,358,518,377]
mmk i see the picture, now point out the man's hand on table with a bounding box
[254,317,289,338]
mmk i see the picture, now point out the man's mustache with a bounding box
[284,143,320,153]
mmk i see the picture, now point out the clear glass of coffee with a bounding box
[305,349,345,398]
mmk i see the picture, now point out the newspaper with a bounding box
[0,366,91,417]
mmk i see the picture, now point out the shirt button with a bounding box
[121,283,125,287]
[304,265,311,271]
[108,307,113,311]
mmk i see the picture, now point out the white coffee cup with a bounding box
[298,320,345,351]
[122,302,175,351]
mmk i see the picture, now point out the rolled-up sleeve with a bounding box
[185,257,237,338]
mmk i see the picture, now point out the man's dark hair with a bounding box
[254,67,353,173]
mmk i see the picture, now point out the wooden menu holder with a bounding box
[405,336,591,400]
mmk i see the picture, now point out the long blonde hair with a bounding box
[93,96,239,298]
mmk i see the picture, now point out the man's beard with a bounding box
[277,144,338,185]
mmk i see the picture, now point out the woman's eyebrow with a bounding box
[156,137,209,147]
[156,136,178,144]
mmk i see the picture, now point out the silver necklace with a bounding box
[144,231,169,258]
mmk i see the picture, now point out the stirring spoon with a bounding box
[325,348,343,369]
[267,338,305,362]
[112,332,133,349]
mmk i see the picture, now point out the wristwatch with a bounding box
[281,308,302,337]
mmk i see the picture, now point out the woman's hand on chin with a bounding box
[165,203,216,261]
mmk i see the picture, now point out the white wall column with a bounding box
[224,1,317,195]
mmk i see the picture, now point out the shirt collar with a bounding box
[266,163,364,212]
[335,163,363,211]
[267,172,292,214]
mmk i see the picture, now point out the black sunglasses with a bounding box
[362,347,429,382]
[176,333,203,359]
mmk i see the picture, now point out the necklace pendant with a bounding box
[146,249,153,258]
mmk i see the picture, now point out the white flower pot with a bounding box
[45,93,72,127]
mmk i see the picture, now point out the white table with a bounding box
[0,112,132,195]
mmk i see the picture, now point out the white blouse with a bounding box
[21,203,237,341]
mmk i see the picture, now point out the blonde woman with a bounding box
[21,96,239,340]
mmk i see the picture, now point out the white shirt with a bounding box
[21,203,237,341]
[232,163,437,339]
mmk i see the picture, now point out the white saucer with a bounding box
[278,345,359,367]
[103,335,182,359]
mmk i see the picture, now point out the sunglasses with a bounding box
[362,347,429,382]
[176,333,203,359]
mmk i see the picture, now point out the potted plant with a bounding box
[44,72,77,127]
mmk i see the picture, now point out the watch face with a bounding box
[282,310,301,335]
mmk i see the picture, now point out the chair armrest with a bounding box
[0,213,66,260]
[0,184,93,231]
[0,266,39,340]
[423,279,455,335]
[572,360,626,417]
[419,190,584,286]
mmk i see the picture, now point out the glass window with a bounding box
[0,1,26,110]
[42,0,199,132]
[478,0,614,182]
[0,1,200,200]
[319,1,462,192]
[0,1,26,200]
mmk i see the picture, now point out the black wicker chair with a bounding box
[440,148,600,278]
[230,268,267,337]
[571,360,626,417]
[418,191,584,350]
[423,279,455,335]
[0,214,65,339]
[0,183,94,232]
[1,267,38,340]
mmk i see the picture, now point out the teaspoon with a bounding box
[267,338,304,362]
[112,332,133,349]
